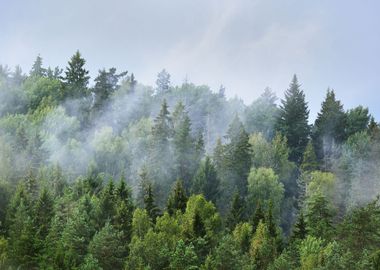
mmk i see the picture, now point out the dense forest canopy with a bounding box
[0,52,380,269]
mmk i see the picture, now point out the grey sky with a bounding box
[1,0,379,120]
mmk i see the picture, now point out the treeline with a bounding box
[0,52,380,269]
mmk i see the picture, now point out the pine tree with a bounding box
[191,156,219,204]
[30,55,46,77]
[92,67,127,110]
[167,180,188,215]
[96,179,116,228]
[34,188,54,242]
[224,115,251,196]
[266,200,277,238]
[252,200,265,232]
[276,75,310,163]
[88,222,125,270]
[156,69,171,95]
[62,50,90,99]
[144,182,160,222]
[300,141,318,172]
[226,191,245,230]
[291,212,307,241]
[312,89,346,167]
[345,106,370,138]
[172,102,194,189]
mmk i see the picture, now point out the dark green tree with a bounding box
[34,188,54,244]
[345,106,370,138]
[62,50,90,99]
[252,200,265,232]
[167,180,188,215]
[191,156,219,204]
[312,89,346,167]
[300,140,318,172]
[224,115,251,196]
[88,222,125,270]
[144,182,160,223]
[276,75,310,163]
[29,55,46,77]
[291,212,307,242]
[226,191,245,230]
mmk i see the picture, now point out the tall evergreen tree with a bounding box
[312,89,346,167]
[191,156,219,204]
[155,69,170,95]
[143,182,160,223]
[276,75,310,163]
[62,50,90,99]
[291,212,307,242]
[300,141,318,172]
[172,102,195,189]
[224,115,251,196]
[29,55,46,77]
[167,180,188,215]
[345,106,370,138]
[226,191,245,230]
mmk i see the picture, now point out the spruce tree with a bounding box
[276,75,310,163]
[167,180,188,215]
[312,89,346,167]
[156,69,170,95]
[191,156,219,204]
[300,141,318,172]
[226,191,245,230]
[29,55,46,77]
[291,212,307,242]
[34,188,54,242]
[62,50,90,99]
[252,200,265,232]
[172,102,194,189]
[224,115,251,196]
[143,182,160,222]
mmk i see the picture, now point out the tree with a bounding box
[226,191,245,231]
[92,67,127,110]
[345,106,370,138]
[172,102,195,188]
[167,180,188,215]
[305,191,334,239]
[144,182,160,223]
[88,222,125,270]
[34,188,54,249]
[224,115,251,196]
[312,89,346,165]
[250,220,277,269]
[247,168,284,222]
[233,222,253,253]
[29,55,46,77]
[291,212,307,242]
[169,240,198,270]
[300,141,318,172]
[62,50,90,99]
[245,88,279,139]
[276,75,310,163]
[191,156,219,204]
[156,69,171,95]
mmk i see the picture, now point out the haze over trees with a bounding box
[0,52,380,269]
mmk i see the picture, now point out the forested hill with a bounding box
[0,52,380,269]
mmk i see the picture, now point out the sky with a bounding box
[1,0,379,120]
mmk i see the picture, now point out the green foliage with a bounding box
[247,167,284,222]
[169,240,198,270]
[192,156,219,204]
[167,180,188,215]
[276,75,310,163]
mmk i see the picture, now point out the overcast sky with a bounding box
[1,0,379,120]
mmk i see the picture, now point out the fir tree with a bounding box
[252,200,265,232]
[62,50,90,99]
[167,180,188,215]
[312,89,346,167]
[291,212,307,241]
[191,156,219,204]
[226,191,245,230]
[30,55,46,77]
[300,140,318,172]
[276,75,310,163]
[156,69,171,95]
[143,182,160,223]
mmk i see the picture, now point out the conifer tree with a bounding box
[156,69,171,95]
[291,212,307,242]
[224,115,251,196]
[167,180,188,215]
[34,188,54,242]
[143,182,160,223]
[226,191,245,230]
[312,89,346,167]
[276,75,310,163]
[252,200,265,232]
[300,141,318,172]
[191,156,219,204]
[62,50,90,99]
[30,55,46,77]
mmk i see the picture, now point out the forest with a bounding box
[0,51,380,270]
